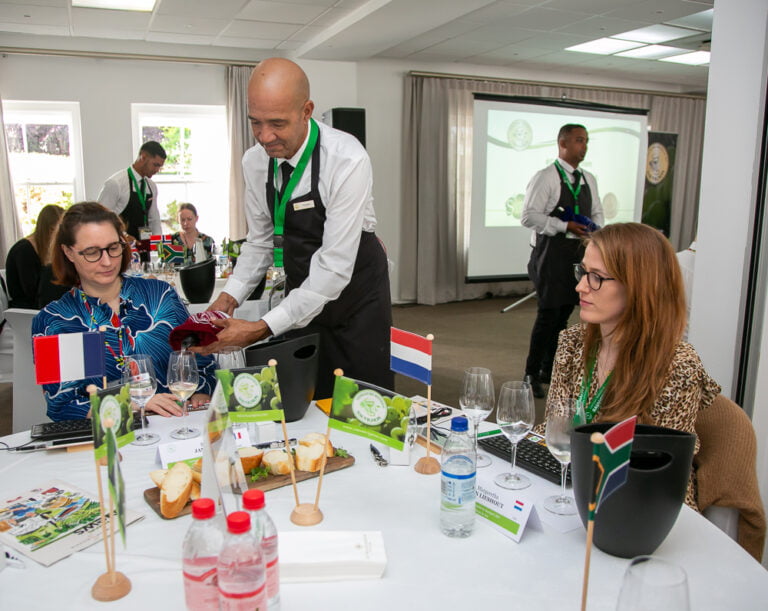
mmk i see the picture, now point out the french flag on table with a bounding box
[34,332,105,385]
[390,327,432,385]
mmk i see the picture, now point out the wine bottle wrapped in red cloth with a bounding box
[169,311,230,351]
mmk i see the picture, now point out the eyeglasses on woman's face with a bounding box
[574,263,615,291]
[76,241,127,263]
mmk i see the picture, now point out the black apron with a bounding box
[120,169,153,241]
[266,133,393,397]
[527,166,592,308]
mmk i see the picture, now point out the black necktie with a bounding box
[279,161,293,200]
[572,169,581,190]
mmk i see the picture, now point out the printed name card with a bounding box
[475,474,534,543]
[157,437,204,468]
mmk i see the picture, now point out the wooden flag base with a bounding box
[290,503,324,526]
[414,456,440,474]
[92,571,131,602]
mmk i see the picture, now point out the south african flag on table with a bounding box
[588,416,637,520]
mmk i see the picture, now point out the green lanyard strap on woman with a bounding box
[271,118,319,268]
[578,354,612,423]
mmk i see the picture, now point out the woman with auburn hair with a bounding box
[32,202,215,422]
[544,222,720,510]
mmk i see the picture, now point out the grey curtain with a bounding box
[0,97,22,267]
[226,65,256,241]
[401,74,705,305]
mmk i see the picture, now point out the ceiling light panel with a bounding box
[659,50,711,65]
[565,37,643,55]
[665,9,714,32]
[72,0,156,11]
[613,24,698,44]
[615,44,683,59]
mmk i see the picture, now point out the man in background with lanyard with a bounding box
[520,124,604,398]
[98,140,166,252]
[204,58,393,397]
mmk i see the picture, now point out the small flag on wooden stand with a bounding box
[581,416,637,611]
[389,327,439,475]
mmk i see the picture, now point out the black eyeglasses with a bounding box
[574,263,615,291]
[76,241,127,263]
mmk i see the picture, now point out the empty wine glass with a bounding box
[494,381,535,490]
[543,398,578,515]
[616,556,690,611]
[168,350,201,440]
[123,354,159,446]
[212,346,246,370]
[459,367,495,468]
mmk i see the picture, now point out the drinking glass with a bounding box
[543,398,578,515]
[616,556,690,611]
[459,367,495,468]
[494,381,535,490]
[168,351,201,440]
[212,347,246,370]
[123,354,159,446]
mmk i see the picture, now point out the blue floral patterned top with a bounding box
[31,275,216,421]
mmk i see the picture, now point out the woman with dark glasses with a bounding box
[32,202,215,421]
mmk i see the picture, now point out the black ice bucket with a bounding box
[571,423,696,558]
[179,257,216,304]
[245,333,319,422]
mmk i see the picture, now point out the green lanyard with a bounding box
[554,160,582,215]
[127,167,148,224]
[272,118,319,268]
[578,354,612,423]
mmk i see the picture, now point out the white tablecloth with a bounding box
[1,407,766,610]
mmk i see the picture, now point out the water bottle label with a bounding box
[441,455,476,507]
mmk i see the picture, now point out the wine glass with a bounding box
[124,354,159,446]
[494,381,535,490]
[459,367,495,468]
[168,350,201,440]
[543,398,578,515]
[212,346,246,370]
[616,556,690,611]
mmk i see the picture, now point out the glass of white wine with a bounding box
[123,354,159,446]
[543,398,578,515]
[168,350,201,440]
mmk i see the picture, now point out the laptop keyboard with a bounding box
[479,433,572,487]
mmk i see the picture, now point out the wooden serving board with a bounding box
[143,454,355,520]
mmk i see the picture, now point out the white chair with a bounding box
[4,308,46,433]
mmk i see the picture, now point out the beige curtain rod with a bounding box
[409,70,706,100]
[0,46,260,66]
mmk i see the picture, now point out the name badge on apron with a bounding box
[139,226,152,240]
[293,200,315,211]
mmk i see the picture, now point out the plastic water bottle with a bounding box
[440,416,477,537]
[243,489,280,609]
[182,498,224,611]
[218,511,267,611]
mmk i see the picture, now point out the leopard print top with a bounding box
[543,324,721,510]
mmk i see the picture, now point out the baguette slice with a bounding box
[149,469,168,488]
[295,443,325,472]
[263,449,292,476]
[300,432,334,458]
[190,480,201,501]
[191,469,202,484]
[160,462,193,519]
[238,446,264,474]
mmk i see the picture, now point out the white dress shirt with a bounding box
[520,158,603,241]
[97,167,162,234]
[224,119,377,337]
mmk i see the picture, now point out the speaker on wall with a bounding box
[322,107,366,148]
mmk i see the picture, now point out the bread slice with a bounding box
[160,462,193,519]
[191,469,202,484]
[190,479,201,501]
[238,446,264,474]
[263,449,291,475]
[300,432,334,458]
[296,443,325,472]
[149,469,168,488]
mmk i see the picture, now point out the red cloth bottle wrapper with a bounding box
[169,310,230,350]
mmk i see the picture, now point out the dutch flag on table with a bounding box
[34,332,105,385]
[589,415,637,519]
[390,327,432,386]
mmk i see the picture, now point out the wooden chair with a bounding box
[695,394,766,561]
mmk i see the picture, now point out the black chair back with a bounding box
[245,333,319,422]
[179,257,216,304]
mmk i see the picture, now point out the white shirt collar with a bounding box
[276,121,313,167]
[557,157,579,174]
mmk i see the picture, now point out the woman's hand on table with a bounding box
[190,393,210,409]
[146,393,184,417]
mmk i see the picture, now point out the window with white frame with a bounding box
[2,100,85,233]
[131,104,229,244]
